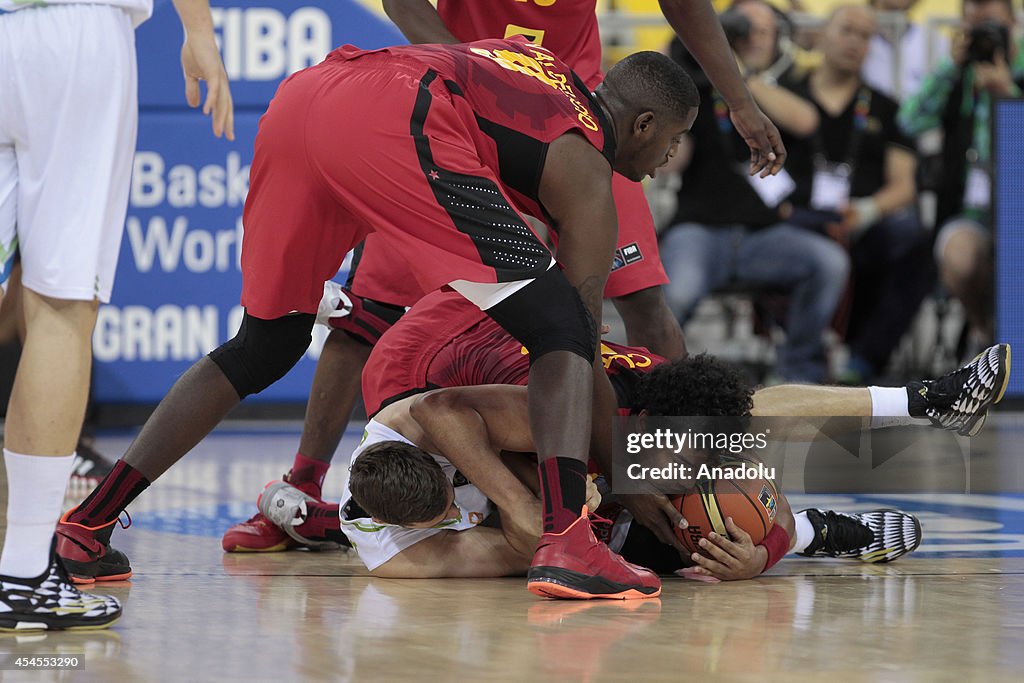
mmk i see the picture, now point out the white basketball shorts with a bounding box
[0,4,137,302]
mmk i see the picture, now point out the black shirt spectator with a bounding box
[778,4,930,383]
[660,13,848,384]
[671,82,782,228]
[784,77,915,206]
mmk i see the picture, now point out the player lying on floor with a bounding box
[259,356,922,583]
[233,287,1010,557]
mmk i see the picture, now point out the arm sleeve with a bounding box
[898,58,961,137]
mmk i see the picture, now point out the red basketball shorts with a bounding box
[240,54,552,319]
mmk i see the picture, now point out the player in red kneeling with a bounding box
[225,0,793,556]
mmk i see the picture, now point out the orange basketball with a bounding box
[673,475,779,556]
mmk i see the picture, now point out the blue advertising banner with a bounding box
[995,99,1024,399]
[93,1,405,403]
[137,0,405,108]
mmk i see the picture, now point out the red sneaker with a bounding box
[222,511,297,553]
[527,508,661,600]
[55,510,133,585]
[221,472,323,553]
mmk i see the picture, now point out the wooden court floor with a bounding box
[3,415,1024,682]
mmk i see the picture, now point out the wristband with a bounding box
[758,524,791,572]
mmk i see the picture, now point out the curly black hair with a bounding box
[631,353,754,422]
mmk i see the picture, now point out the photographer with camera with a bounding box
[661,0,849,383]
[898,0,1024,358]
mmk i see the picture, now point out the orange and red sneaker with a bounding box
[55,510,132,585]
[527,508,661,600]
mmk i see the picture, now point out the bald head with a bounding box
[825,5,876,31]
[820,5,876,74]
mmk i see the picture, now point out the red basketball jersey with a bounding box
[438,0,604,89]
[328,38,613,219]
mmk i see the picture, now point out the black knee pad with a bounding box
[484,267,596,365]
[208,312,315,398]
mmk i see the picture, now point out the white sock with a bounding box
[0,450,75,578]
[868,386,922,429]
[790,510,816,554]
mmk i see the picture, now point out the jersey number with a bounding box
[504,23,545,46]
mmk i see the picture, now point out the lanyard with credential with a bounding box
[712,89,796,208]
[711,90,744,163]
[813,86,872,173]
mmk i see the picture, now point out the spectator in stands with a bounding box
[783,5,932,383]
[864,0,950,100]
[725,0,807,82]
[662,0,849,383]
[898,0,1024,356]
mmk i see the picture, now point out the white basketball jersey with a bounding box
[340,420,493,571]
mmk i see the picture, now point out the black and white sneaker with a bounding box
[907,343,1011,437]
[798,508,922,563]
[0,541,121,631]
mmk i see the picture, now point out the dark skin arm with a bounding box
[387,0,783,176]
[612,286,687,360]
[539,143,695,542]
[537,132,619,485]
[618,492,689,553]
[658,0,785,176]
[382,0,459,44]
[537,132,616,329]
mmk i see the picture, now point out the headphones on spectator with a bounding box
[722,0,796,80]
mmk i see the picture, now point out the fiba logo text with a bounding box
[212,7,332,81]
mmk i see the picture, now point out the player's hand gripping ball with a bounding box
[672,474,778,556]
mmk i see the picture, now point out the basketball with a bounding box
[673,474,779,556]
